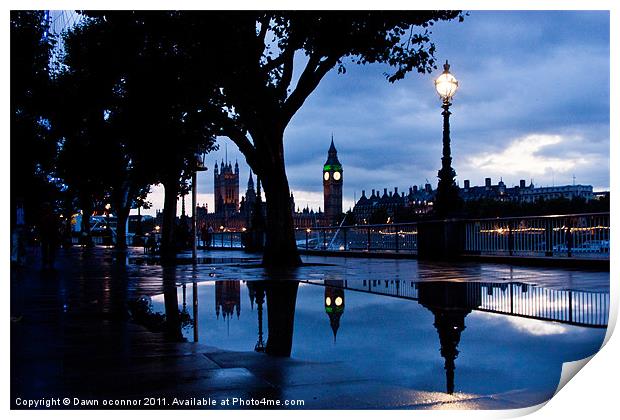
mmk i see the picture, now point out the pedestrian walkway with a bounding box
[10,246,609,410]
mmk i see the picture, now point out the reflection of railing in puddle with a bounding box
[162,278,607,396]
[301,279,609,328]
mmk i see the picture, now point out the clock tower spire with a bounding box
[323,136,343,225]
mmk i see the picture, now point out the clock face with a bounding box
[333,171,341,181]
[324,172,330,181]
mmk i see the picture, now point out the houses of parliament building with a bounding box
[198,139,345,230]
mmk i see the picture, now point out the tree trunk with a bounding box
[115,205,130,250]
[112,182,132,251]
[80,200,94,247]
[260,147,302,267]
[160,176,179,264]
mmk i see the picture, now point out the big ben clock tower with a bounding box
[323,136,343,225]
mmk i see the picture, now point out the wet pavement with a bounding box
[10,246,609,410]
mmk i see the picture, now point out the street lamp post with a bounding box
[192,151,208,263]
[434,60,462,217]
[105,203,112,246]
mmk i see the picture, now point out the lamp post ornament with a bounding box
[434,60,462,216]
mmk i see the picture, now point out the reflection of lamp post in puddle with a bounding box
[254,284,266,352]
[418,281,481,394]
[192,282,199,343]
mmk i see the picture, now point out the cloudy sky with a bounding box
[142,10,610,216]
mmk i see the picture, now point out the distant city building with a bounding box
[460,178,594,203]
[293,205,322,229]
[353,176,596,223]
[460,177,514,202]
[518,184,594,203]
[353,183,433,224]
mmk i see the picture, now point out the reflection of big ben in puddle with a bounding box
[324,279,345,342]
[417,281,481,394]
[215,281,241,334]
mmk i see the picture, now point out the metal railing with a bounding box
[464,212,609,259]
[197,212,610,260]
[207,231,245,249]
[71,234,133,246]
[295,223,418,252]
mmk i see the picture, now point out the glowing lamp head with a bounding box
[434,60,459,101]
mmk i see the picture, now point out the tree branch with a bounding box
[281,53,339,126]
[277,47,295,99]
[220,119,261,174]
[257,15,269,45]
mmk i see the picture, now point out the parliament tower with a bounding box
[323,137,343,225]
[214,159,239,219]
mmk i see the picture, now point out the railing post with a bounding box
[395,230,399,253]
[545,222,553,257]
[305,230,309,250]
[508,222,514,256]
[367,226,371,251]
[221,232,224,248]
[322,230,327,250]
[566,222,573,258]
[343,228,348,251]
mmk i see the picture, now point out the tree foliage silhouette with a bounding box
[58,13,219,254]
[25,11,464,264]
[10,11,56,225]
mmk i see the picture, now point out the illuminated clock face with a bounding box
[324,172,330,181]
[333,171,341,181]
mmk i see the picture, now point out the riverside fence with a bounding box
[196,212,610,260]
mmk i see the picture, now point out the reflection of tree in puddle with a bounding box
[264,280,299,357]
[129,267,192,342]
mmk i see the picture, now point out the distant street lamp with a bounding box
[105,203,112,246]
[434,60,462,216]
[192,151,208,263]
